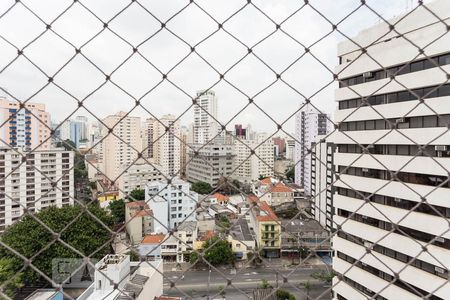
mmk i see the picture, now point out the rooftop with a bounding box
[177,220,197,232]
[211,192,230,202]
[281,219,327,233]
[230,218,254,241]
[141,234,166,244]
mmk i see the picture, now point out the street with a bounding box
[162,267,332,300]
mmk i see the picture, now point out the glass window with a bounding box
[397,91,411,102]
[410,117,423,128]
[375,119,386,130]
[340,123,348,131]
[387,93,397,103]
[366,120,375,130]
[339,101,348,109]
[349,99,357,108]
[375,70,386,80]
[423,115,437,127]
[438,115,450,127]
[357,121,365,131]
[423,58,438,69]
[348,122,356,131]
[411,88,423,99]
[397,63,410,75]
[388,145,397,155]
[423,87,438,98]
[438,54,450,66]
[387,67,398,77]
[438,84,450,97]
[397,145,409,155]
[410,60,424,72]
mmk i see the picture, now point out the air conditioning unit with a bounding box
[435,266,445,274]
[394,198,402,202]
[396,117,406,123]
[362,168,369,172]
[363,72,373,78]
[435,145,447,151]
[364,241,373,248]
[435,236,445,243]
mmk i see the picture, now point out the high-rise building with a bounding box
[180,126,189,178]
[310,138,335,231]
[142,118,155,159]
[294,105,333,195]
[146,178,197,232]
[186,141,234,187]
[286,139,295,161]
[0,147,74,232]
[193,90,219,145]
[332,1,450,299]
[101,112,142,185]
[152,115,181,178]
[75,115,89,141]
[0,98,51,150]
[272,137,286,156]
[233,133,274,184]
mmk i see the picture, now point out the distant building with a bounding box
[0,98,51,150]
[77,254,163,300]
[125,201,154,245]
[252,178,294,206]
[272,137,286,156]
[193,90,219,145]
[186,142,234,187]
[310,139,335,231]
[117,159,164,199]
[235,124,247,139]
[139,234,165,260]
[209,193,230,205]
[294,105,332,195]
[146,178,197,232]
[101,112,142,185]
[0,148,74,232]
[175,221,197,262]
[286,139,295,161]
[227,218,256,260]
[152,115,181,177]
[233,133,274,184]
[141,118,155,159]
[248,196,281,258]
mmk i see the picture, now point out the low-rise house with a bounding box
[175,221,197,262]
[248,195,281,258]
[125,201,155,245]
[139,234,165,260]
[281,218,331,258]
[209,193,230,205]
[227,218,256,260]
[252,178,295,206]
[160,235,178,262]
[77,254,163,300]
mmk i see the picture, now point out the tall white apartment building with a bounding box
[332,1,450,299]
[101,112,142,185]
[145,178,197,233]
[0,98,51,150]
[286,139,295,161]
[193,90,219,145]
[117,159,164,199]
[294,105,333,195]
[152,115,181,178]
[0,148,74,232]
[233,133,274,184]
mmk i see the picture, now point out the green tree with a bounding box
[0,204,113,298]
[302,280,312,298]
[203,237,234,266]
[258,175,266,180]
[189,251,199,265]
[276,289,296,300]
[0,258,24,299]
[109,199,126,224]
[286,167,295,181]
[311,271,335,285]
[191,181,213,194]
[129,189,145,201]
[259,279,271,289]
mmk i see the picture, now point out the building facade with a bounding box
[332,2,450,299]
[146,178,197,232]
[125,201,155,245]
[152,115,181,178]
[294,106,333,195]
[193,90,219,145]
[100,112,142,185]
[0,148,74,232]
[117,159,164,199]
[0,98,51,150]
[233,133,274,184]
[186,142,234,187]
[310,140,335,231]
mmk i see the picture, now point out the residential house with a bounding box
[125,201,154,245]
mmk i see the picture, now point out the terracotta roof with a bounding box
[271,182,293,193]
[141,234,165,244]
[247,195,259,203]
[200,230,216,241]
[126,201,149,208]
[212,193,229,202]
[260,177,273,185]
[256,201,279,222]
[135,210,153,217]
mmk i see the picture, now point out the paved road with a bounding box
[162,267,332,299]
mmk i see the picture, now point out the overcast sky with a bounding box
[0,0,429,136]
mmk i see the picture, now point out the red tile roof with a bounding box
[271,182,293,193]
[200,230,216,241]
[126,200,149,208]
[141,234,165,244]
[260,177,273,185]
[256,201,279,222]
[212,193,229,202]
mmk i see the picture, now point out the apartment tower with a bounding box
[332,1,450,299]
